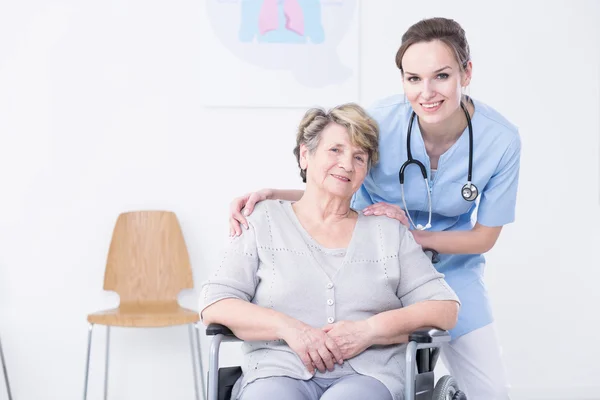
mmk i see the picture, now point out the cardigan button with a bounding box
[327,317,335,323]
[327,299,334,306]
[326,282,333,289]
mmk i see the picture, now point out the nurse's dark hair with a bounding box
[395,17,470,74]
[293,103,379,183]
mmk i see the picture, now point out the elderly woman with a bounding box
[201,103,460,400]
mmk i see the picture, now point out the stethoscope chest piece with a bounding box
[461,182,479,202]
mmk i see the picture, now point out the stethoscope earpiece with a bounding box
[461,182,479,202]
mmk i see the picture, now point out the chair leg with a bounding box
[194,323,206,400]
[188,325,200,400]
[0,334,13,400]
[104,326,110,400]
[83,323,94,400]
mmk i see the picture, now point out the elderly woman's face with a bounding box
[302,123,369,199]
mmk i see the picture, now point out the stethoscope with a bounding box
[399,101,478,231]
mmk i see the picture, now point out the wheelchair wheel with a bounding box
[432,375,467,400]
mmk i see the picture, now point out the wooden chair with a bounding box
[0,334,13,400]
[83,211,205,400]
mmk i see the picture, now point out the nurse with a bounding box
[228,17,520,400]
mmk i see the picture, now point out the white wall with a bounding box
[0,1,598,399]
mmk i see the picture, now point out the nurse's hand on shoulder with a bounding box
[229,189,272,237]
[362,202,409,228]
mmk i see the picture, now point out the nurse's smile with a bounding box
[421,101,444,113]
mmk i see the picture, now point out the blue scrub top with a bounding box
[351,95,521,339]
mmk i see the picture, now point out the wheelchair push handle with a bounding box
[423,248,440,264]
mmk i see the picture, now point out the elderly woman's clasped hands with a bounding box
[280,319,374,374]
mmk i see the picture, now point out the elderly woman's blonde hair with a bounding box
[293,103,379,183]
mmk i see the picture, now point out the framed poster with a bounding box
[200,0,360,108]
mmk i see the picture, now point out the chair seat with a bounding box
[87,303,199,327]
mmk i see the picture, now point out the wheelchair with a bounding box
[205,323,467,400]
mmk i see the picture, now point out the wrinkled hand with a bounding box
[362,202,409,228]
[322,320,374,360]
[229,189,272,237]
[281,325,344,374]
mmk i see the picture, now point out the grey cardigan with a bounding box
[201,200,459,400]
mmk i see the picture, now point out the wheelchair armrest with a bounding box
[408,328,451,344]
[206,323,241,340]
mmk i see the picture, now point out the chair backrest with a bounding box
[103,211,193,305]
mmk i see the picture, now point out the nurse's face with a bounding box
[401,40,472,125]
[300,123,369,200]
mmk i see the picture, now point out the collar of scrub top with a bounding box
[399,99,476,231]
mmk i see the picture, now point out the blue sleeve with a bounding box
[476,135,522,227]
